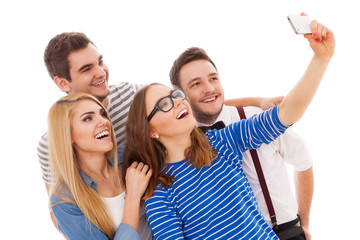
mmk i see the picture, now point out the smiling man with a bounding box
[169,47,314,239]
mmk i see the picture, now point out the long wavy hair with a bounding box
[122,83,216,199]
[48,93,118,239]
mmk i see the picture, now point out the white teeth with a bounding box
[177,109,188,119]
[95,130,109,139]
[92,79,105,86]
[203,97,216,103]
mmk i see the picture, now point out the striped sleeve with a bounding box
[145,189,185,240]
[37,133,52,184]
[210,105,288,160]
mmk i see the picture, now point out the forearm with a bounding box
[224,97,262,107]
[122,194,141,232]
[279,55,331,125]
[294,167,314,229]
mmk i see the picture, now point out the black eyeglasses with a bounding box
[147,88,186,122]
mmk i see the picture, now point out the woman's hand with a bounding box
[125,161,152,200]
[302,13,335,60]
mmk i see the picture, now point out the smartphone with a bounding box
[287,15,312,35]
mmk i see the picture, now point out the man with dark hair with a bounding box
[39,32,141,186]
[170,46,314,240]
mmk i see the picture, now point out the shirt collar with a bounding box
[79,156,118,192]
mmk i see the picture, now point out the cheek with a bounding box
[71,126,91,146]
[152,112,173,131]
[215,83,224,95]
[186,90,200,104]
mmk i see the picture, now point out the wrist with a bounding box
[298,213,310,229]
[313,53,333,63]
[125,192,142,203]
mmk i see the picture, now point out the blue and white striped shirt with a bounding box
[145,106,288,240]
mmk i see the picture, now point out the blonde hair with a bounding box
[48,93,118,239]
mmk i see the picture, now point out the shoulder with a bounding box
[50,192,79,217]
[116,145,125,167]
[109,82,143,95]
[37,132,48,152]
[146,185,171,202]
[107,82,143,112]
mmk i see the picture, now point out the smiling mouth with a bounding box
[176,109,190,119]
[95,130,109,139]
[91,79,106,87]
[201,96,217,103]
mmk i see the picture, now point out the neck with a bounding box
[101,96,109,109]
[161,132,192,164]
[194,112,220,125]
[78,152,111,180]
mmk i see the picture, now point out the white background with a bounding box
[1,0,359,239]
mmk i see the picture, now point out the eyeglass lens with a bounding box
[158,89,185,112]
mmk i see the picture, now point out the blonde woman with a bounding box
[48,93,152,240]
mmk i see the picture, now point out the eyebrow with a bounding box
[80,111,94,117]
[186,72,218,86]
[77,55,103,73]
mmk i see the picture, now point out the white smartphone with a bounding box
[287,15,312,35]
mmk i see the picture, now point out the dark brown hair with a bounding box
[44,32,94,81]
[122,83,216,199]
[169,47,218,88]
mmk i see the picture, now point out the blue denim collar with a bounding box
[79,156,118,192]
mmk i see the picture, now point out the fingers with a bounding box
[309,19,330,41]
[128,161,151,175]
[274,96,285,105]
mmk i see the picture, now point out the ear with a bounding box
[54,76,71,93]
[149,129,159,139]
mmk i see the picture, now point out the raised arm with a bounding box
[279,17,335,126]
[122,162,152,232]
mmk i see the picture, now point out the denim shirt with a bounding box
[51,146,144,240]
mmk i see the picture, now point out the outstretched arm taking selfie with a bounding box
[279,17,335,126]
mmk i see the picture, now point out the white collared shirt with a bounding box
[198,105,313,225]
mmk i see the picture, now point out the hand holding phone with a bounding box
[287,15,312,35]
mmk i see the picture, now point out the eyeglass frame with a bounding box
[147,88,186,122]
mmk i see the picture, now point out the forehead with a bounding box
[179,59,217,84]
[67,43,100,70]
[72,99,102,116]
[146,85,172,104]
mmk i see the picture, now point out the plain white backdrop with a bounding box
[1,0,359,239]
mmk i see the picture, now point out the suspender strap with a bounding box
[236,106,278,227]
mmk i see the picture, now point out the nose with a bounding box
[97,115,108,127]
[173,98,183,109]
[202,81,215,94]
[94,64,107,78]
